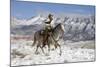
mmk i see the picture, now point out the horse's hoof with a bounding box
[35,52,40,55]
[45,53,49,56]
[59,53,62,56]
[51,48,54,51]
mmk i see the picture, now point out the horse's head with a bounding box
[59,23,65,33]
[53,23,65,39]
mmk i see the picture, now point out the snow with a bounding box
[11,39,95,66]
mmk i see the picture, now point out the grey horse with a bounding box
[32,23,65,55]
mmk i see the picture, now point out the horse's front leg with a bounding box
[56,43,62,56]
[47,43,50,53]
[58,45,62,56]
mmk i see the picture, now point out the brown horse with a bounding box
[32,23,65,55]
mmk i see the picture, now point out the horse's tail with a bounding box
[32,32,37,47]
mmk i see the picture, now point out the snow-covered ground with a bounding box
[11,39,95,66]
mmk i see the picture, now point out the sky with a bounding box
[11,0,95,19]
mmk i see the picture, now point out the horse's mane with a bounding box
[53,23,61,32]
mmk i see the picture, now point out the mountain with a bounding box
[11,17,26,26]
[11,15,46,26]
[11,14,95,41]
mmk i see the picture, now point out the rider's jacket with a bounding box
[44,17,53,31]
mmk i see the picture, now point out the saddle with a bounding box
[40,27,52,36]
[40,28,52,45]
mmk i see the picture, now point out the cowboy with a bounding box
[42,14,53,47]
[44,14,53,31]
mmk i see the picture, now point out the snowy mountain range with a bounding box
[11,15,45,26]
[11,14,95,41]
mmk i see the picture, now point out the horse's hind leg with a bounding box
[32,40,36,47]
[35,45,39,54]
[32,36,36,47]
[41,43,50,55]
[40,46,45,54]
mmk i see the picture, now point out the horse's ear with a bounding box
[60,22,65,32]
